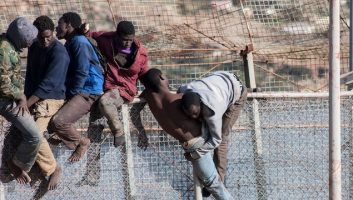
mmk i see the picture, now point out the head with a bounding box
[6,17,38,51]
[33,16,55,48]
[56,12,82,39]
[181,92,201,119]
[115,21,135,49]
[140,68,168,92]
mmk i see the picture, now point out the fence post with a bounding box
[349,105,353,200]
[122,104,136,199]
[241,44,256,91]
[329,0,341,199]
[241,45,267,200]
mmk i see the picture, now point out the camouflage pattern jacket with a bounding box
[0,34,23,99]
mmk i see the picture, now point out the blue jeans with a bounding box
[184,137,233,200]
[0,98,41,172]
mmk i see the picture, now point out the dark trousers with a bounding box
[48,94,99,150]
[214,86,248,182]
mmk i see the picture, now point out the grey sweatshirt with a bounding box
[179,71,242,156]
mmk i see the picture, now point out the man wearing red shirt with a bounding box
[83,21,149,148]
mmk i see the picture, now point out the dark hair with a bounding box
[61,12,82,29]
[140,68,162,92]
[181,92,201,111]
[33,15,55,32]
[116,21,135,36]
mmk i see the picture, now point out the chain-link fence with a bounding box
[0,94,352,200]
[0,0,352,199]
[0,0,350,92]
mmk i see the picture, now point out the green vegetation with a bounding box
[275,64,312,80]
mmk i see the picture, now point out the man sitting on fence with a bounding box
[24,15,70,190]
[80,21,149,148]
[0,17,41,184]
[131,68,234,200]
[47,12,104,162]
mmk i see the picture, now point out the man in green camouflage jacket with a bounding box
[0,17,41,184]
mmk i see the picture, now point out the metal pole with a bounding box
[329,0,341,199]
[349,105,353,200]
[348,0,353,90]
[242,46,267,200]
[349,0,353,71]
[132,91,353,103]
[121,105,137,199]
[241,45,256,91]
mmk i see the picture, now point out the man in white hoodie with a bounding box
[179,71,247,196]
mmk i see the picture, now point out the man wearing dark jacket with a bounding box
[25,15,69,190]
[48,12,104,162]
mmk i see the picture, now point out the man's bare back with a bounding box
[134,69,234,200]
[134,68,202,143]
[144,91,201,143]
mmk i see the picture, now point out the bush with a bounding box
[275,64,312,79]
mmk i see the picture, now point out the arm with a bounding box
[24,46,39,108]
[86,31,106,40]
[79,23,105,40]
[14,94,30,116]
[0,48,23,99]
[130,90,148,150]
[67,39,91,96]
[24,48,32,98]
[0,48,28,116]
[27,95,40,108]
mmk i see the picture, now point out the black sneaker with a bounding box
[202,187,211,197]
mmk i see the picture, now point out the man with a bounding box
[81,21,149,148]
[179,71,247,195]
[0,17,41,184]
[24,15,70,190]
[132,68,233,200]
[48,12,104,162]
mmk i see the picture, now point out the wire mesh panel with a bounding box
[0,0,351,199]
[0,0,350,92]
[0,95,352,199]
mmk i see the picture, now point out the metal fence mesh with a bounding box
[0,96,352,199]
[0,0,350,92]
[0,0,352,199]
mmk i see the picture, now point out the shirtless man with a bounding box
[131,68,233,200]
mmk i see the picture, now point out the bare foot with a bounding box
[7,159,31,184]
[48,165,62,190]
[113,132,125,147]
[68,138,90,162]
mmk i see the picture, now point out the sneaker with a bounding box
[202,187,211,197]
